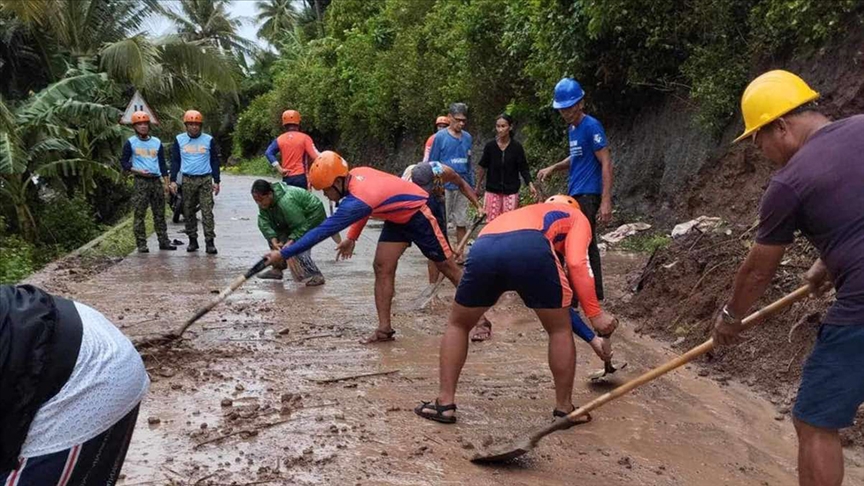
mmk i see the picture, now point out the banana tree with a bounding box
[0,69,122,241]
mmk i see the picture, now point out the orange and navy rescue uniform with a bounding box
[265,132,320,177]
[455,203,600,313]
[278,167,452,262]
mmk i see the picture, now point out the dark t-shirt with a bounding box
[756,115,864,325]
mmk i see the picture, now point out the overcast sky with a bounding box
[141,0,266,48]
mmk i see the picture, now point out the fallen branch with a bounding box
[312,369,400,384]
[193,472,218,485]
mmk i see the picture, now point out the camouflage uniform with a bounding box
[132,177,171,249]
[183,174,216,240]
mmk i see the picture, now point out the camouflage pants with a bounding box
[132,176,169,248]
[183,174,215,240]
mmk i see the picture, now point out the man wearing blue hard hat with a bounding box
[538,77,614,301]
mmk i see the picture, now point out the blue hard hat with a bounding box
[552,78,585,109]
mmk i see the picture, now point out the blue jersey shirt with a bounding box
[566,115,607,196]
[170,132,220,183]
[120,135,166,176]
[428,129,473,190]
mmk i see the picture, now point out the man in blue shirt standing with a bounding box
[538,78,614,300]
[169,110,221,254]
[428,103,476,262]
[119,111,176,253]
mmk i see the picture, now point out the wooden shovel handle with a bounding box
[565,284,811,423]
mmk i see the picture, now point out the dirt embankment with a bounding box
[614,32,864,448]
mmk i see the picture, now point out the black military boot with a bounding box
[205,239,218,255]
[159,241,177,250]
[137,246,149,253]
[187,237,199,252]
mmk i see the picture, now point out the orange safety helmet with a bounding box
[435,116,450,127]
[183,110,203,124]
[282,109,301,126]
[545,194,581,211]
[308,151,349,190]
[131,111,150,124]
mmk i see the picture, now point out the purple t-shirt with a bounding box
[756,115,864,325]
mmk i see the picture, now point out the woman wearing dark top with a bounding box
[475,114,538,221]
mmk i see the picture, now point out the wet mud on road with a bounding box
[28,175,864,485]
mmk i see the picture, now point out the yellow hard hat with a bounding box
[734,70,819,143]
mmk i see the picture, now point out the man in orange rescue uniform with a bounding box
[264,151,492,344]
[265,110,320,189]
[415,195,617,423]
[422,116,450,162]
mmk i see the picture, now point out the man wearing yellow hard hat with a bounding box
[713,69,864,486]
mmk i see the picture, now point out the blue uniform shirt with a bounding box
[170,133,220,183]
[428,129,473,190]
[120,136,166,176]
[566,115,607,196]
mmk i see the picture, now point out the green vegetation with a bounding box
[82,214,155,259]
[618,233,672,253]
[0,0,246,283]
[225,156,276,177]
[234,0,863,163]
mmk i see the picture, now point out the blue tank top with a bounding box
[127,136,162,175]
[175,133,213,175]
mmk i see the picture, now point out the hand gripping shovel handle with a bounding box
[559,284,811,426]
[170,258,270,338]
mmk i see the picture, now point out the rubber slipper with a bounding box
[470,323,492,342]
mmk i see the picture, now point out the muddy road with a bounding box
[27,175,864,485]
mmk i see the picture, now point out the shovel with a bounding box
[588,359,628,382]
[471,284,811,464]
[409,215,486,310]
[134,258,270,348]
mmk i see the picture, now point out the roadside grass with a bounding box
[225,156,274,177]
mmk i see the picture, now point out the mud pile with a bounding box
[616,229,864,445]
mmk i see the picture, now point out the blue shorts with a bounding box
[283,174,308,189]
[455,230,572,309]
[793,323,864,429]
[378,205,452,262]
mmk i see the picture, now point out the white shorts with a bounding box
[445,189,470,228]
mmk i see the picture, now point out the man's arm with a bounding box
[279,195,372,260]
[209,139,221,184]
[725,243,787,319]
[346,216,371,242]
[158,144,168,177]
[596,147,614,224]
[537,156,571,181]
[564,219,601,319]
[265,139,280,166]
[120,140,133,172]
[170,141,181,182]
[258,212,279,242]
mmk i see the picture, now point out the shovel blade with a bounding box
[470,438,533,464]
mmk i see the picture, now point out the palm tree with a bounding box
[255,0,298,44]
[160,0,256,56]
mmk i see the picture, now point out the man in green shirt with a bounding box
[251,179,338,285]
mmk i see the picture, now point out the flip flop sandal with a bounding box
[360,329,396,344]
[470,324,492,342]
[415,400,457,424]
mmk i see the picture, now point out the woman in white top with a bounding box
[0,285,149,486]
